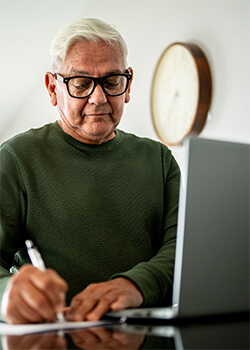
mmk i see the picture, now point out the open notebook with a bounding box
[106,137,250,321]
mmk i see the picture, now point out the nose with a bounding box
[87,83,107,105]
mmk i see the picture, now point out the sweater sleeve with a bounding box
[0,144,26,320]
[110,150,180,307]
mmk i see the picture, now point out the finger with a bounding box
[4,334,41,350]
[2,293,44,324]
[18,265,67,314]
[31,269,68,311]
[2,277,55,323]
[67,282,112,320]
[89,327,119,345]
[31,333,67,350]
[67,297,99,321]
[12,295,45,324]
[70,329,100,349]
[19,281,58,322]
[2,265,67,324]
[86,294,118,321]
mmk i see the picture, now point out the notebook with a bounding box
[106,137,249,320]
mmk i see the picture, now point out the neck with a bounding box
[57,119,116,145]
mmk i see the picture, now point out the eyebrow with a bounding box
[68,69,124,77]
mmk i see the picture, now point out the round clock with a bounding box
[151,42,212,145]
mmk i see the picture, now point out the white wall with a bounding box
[1,0,249,174]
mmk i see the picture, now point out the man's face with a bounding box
[45,40,133,145]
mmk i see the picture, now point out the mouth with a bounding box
[86,113,108,116]
[83,112,111,120]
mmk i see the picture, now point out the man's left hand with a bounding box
[65,278,143,321]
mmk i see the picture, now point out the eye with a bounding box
[104,76,125,89]
[72,77,93,90]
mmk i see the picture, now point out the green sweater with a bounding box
[0,122,180,318]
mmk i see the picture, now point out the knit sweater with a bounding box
[0,122,180,319]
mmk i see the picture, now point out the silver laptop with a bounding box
[106,137,249,320]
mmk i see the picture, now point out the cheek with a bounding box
[111,98,126,121]
[57,94,86,118]
[56,90,68,113]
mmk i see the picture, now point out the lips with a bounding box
[84,106,111,117]
[84,112,111,119]
[86,113,108,116]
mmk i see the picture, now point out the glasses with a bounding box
[54,70,132,98]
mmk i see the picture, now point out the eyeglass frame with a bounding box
[54,70,132,99]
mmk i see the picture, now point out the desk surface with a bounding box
[0,315,248,350]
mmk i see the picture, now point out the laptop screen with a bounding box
[173,137,249,317]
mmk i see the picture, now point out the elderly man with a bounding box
[0,18,180,324]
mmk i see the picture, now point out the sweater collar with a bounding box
[52,121,123,152]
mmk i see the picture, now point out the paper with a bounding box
[0,320,115,335]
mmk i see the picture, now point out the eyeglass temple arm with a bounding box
[54,73,65,82]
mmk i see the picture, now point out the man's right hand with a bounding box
[1,264,68,324]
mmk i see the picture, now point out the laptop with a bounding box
[106,137,250,321]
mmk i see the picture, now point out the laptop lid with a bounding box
[106,137,249,321]
[175,137,249,318]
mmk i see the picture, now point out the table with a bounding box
[0,314,248,349]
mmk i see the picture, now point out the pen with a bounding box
[25,240,65,323]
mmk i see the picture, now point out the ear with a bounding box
[45,72,58,106]
[125,67,133,104]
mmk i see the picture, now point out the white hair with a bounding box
[50,18,128,70]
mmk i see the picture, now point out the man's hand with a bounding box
[3,332,67,350]
[66,278,143,321]
[69,326,145,350]
[1,264,68,324]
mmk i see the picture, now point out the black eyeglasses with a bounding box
[54,70,132,98]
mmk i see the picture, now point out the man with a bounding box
[0,18,180,324]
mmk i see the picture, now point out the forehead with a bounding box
[60,40,125,76]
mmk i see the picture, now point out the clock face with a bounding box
[151,43,200,145]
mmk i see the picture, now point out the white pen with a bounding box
[25,240,65,323]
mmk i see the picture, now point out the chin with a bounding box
[86,122,116,135]
[79,126,116,144]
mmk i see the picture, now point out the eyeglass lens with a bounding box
[68,75,128,97]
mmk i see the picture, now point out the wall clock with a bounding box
[151,42,212,146]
